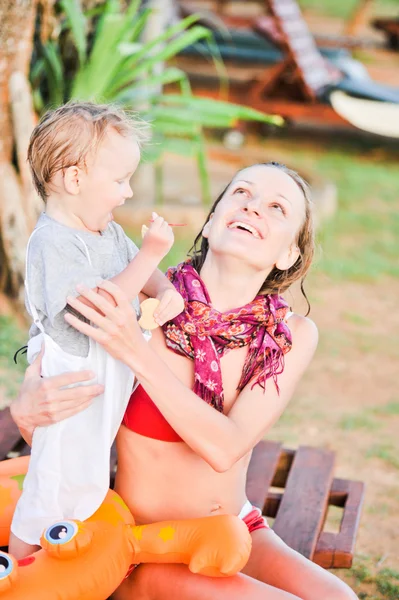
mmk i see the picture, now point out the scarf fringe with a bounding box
[194,380,224,412]
[239,347,285,395]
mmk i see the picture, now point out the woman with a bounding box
[12,163,358,600]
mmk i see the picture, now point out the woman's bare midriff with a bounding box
[114,327,253,525]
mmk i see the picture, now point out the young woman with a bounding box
[12,163,358,600]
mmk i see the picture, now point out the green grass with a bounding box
[298,0,397,19]
[339,413,380,432]
[343,312,370,326]
[290,150,399,283]
[372,401,399,417]
[366,443,399,470]
[342,557,399,600]
[0,316,28,400]
[376,569,399,599]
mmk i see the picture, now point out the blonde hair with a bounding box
[189,162,315,313]
[28,101,150,201]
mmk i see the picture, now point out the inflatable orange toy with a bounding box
[0,457,252,599]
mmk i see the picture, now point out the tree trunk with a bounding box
[0,0,41,304]
[131,0,176,208]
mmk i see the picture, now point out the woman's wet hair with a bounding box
[189,162,315,314]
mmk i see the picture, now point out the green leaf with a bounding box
[126,13,204,65]
[30,57,45,86]
[131,26,212,81]
[10,474,26,491]
[159,95,284,125]
[72,14,124,99]
[41,41,65,106]
[156,136,200,157]
[151,106,237,129]
[115,68,188,105]
[60,0,87,65]
[118,42,143,56]
[151,119,200,137]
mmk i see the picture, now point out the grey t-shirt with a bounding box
[26,213,140,356]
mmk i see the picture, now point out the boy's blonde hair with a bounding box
[28,101,150,201]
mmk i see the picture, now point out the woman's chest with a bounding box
[149,328,248,412]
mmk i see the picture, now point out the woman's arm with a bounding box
[136,315,317,472]
[65,281,318,472]
[11,346,104,445]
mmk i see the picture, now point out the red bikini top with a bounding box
[123,385,182,442]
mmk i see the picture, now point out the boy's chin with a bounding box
[82,213,113,233]
[99,212,114,230]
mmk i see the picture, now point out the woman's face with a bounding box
[203,165,306,273]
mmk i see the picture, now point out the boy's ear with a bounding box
[63,166,81,195]
[202,213,214,238]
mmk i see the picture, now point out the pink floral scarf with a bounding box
[162,261,292,412]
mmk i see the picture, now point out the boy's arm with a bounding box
[77,215,174,309]
[141,267,176,299]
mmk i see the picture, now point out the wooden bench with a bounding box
[0,407,364,568]
[246,441,364,568]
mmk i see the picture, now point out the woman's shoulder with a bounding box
[287,313,319,351]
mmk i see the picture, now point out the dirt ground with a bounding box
[122,139,399,581]
[2,133,397,596]
[121,131,399,597]
[1,5,398,595]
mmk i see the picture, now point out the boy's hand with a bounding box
[154,288,185,326]
[141,212,174,260]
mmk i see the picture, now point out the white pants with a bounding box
[11,333,134,545]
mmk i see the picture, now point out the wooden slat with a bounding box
[271,447,295,487]
[110,442,118,489]
[266,0,334,98]
[264,490,282,518]
[0,408,24,461]
[246,441,282,510]
[314,478,365,568]
[272,446,335,559]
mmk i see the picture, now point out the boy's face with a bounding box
[75,128,141,232]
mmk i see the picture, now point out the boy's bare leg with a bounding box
[8,531,40,559]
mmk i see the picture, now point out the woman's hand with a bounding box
[154,288,184,326]
[11,346,103,442]
[65,280,144,366]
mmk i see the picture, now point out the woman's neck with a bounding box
[199,254,271,312]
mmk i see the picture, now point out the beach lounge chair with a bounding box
[176,0,399,135]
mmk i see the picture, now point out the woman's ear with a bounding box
[202,213,214,239]
[63,166,81,195]
[275,244,300,271]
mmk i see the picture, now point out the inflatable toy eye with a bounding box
[44,521,78,545]
[0,552,13,578]
[41,520,92,560]
[0,552,17,592]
